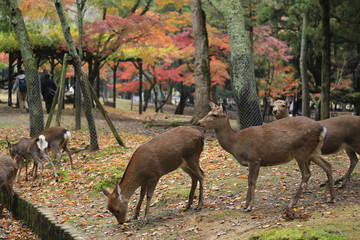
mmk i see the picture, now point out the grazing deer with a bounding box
[101,126,204,226]
[198,102,335,211]
[32,126,73,169]
[0,156,18,214]
[6,135,57,186]
[269,97,360,188]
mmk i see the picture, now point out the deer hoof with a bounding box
[140,219,149,227]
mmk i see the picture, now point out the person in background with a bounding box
[40,70,57,113]
[12,69,28,112]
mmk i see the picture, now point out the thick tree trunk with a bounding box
[54,0,99,150]
[75,0,86,130]
[190,0,211,124]
[300,12,310,117]
[6,0,44,136]
[320,0,331,120]
[208,0,262,129]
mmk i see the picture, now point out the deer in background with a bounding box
[0,156,18,214]
[268,97,360,188]
[32,126,73,169]
[6,135,57,186]
[267,96,293,119]
[102,126,204,226]
[198,102,335,212]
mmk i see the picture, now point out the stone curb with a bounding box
[1,190,90,240]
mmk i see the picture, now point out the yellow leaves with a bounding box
[155,0,190,10]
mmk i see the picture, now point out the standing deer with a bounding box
[101,126,204,226]
[198,102,335,211]
[32,126,73,169]
[0,156,18,214]
[6,135,57,186]
[269,97,360,187]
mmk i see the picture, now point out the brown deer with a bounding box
[0,156,18,214]
[101,126,204,226]
[32,126,73,169]
[198,102,335,212]
[268,97,360,187]
[6,135,57,186]
[267,96,293,119]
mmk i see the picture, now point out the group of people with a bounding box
[12,69,57,113]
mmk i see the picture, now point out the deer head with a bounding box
[101,184,128,224]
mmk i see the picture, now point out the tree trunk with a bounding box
[6,0,44,136]
[54,0,99,150]
[320,0,331,120]
[190,0,211,124]
[75,0,86,130]
[208,0,262,129]
[175,83,186,115]
[300,12,310,117]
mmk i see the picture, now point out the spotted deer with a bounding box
[198,102,335,211]
[101,126,204,226]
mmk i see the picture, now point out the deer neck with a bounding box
[214,118,237,155]
[119,176,141,200]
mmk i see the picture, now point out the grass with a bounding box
[249,227,347,240]
[250,205,360,240]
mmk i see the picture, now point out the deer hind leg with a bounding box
[340,148,359,188]
[63,144,73,169]
[244,162,260,212]
[142,178,159,226]
[53,146,63,168]
[181,162,204,210]
[311,155,335,203]
[290,159,311,208]
[134,184,146,220]
[34,157,44,186]
[42,152,58,179]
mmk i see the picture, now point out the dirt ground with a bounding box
[0,99,359,240]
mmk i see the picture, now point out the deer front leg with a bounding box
[244,162,260,212]
[142,179,158,226]
[134,185,146,220]
[16,156,24,183]
[340,148,358,188]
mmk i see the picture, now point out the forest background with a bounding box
[0,0,359,239]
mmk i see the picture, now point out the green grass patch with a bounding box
[249,227,347,240]
[91,145,127,158]
[351,171,360,178]
[57,169,71,183]
[166,188,189,199]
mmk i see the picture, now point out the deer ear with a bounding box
[267,97,274,106]
[101,185,110,197]
[116,184,122,196]
[209,101,217,110]
[220,103,227,115]
[285,95,293,105]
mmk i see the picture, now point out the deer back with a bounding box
[320,115,360,154]
[245,117,323,166]
[32,126,71,148]
[121,126,204,186]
